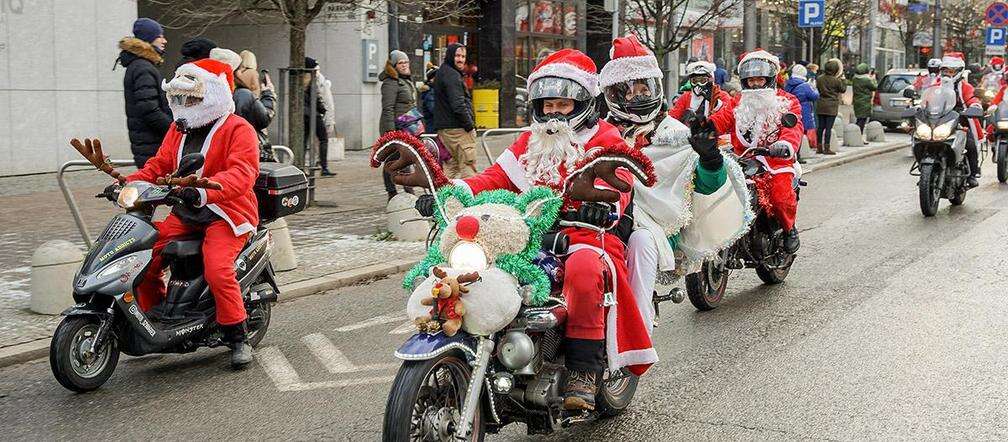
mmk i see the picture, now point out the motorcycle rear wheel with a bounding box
[685,250,729,311]
[596,367,639,418]
[383,354,485,442]
[50,316,120,392]
[756,253,795,285]
[918,163,942,217]
[246,301,271,348]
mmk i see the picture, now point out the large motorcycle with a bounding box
[988,103,1008,183]
[903,85,983,217]
[50,144,307,392]
[684,114,803,310]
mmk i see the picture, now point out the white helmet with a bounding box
[927,58,942,69]
[686,61,716,79]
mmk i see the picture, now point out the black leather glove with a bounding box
[177,187,202,208]
[576,202,617,228]
[99,184,119,201]
[415,194,435,217]
[689,129,723,171]
[767,142,793,159]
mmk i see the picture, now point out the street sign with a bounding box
[798,0,825,28]
[986,2,1008,27]
[986,27,1007,46]
[362,39,379,83]
[987,45,1006,56]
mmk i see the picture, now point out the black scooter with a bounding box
[50,153,285,392]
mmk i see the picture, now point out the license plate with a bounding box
[890,98,910,107]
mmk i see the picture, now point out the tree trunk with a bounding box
[287,5,308,169]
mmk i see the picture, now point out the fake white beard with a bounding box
[735,88,788,146]
[521,119,583,186]
[165,74,235,129]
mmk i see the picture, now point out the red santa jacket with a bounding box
[668,87,732,121]
[128,114,261,237]
[914,74,938,91]
[708,89,804,176]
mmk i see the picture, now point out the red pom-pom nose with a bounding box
[455,215,480,241]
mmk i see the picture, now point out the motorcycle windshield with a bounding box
[920,84,956,118]
[998,104,1008,121]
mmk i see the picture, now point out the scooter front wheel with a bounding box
[50,316,119,392]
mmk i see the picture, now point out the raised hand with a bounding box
[70,138,126,184]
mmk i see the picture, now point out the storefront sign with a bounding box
[362,39,379,83]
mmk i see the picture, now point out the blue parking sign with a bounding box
[798,0,825,28]
[986,27,1007,46]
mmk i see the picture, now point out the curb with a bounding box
[0,257,420,369]
[803,140,909,175]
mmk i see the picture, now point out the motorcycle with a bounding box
[988,104,1008,183]
[374,135,655,440]
[684,114,804,310]
[902,85,983,217]
[50,145,307,392]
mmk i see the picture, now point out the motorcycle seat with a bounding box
[162,239,202,260]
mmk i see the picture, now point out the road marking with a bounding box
[257,334,400,392]
[389,320,418,335]
[257,346,302,390]
[334,311,405,332]
[302,333,399,373]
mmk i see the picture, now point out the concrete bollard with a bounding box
[386,193,431,242]
[266,217,297,272]
[31,240,84,315]
[843,123,865,147]
[830,125,844,150]
[799,133,816,158]
[864,121,886,142]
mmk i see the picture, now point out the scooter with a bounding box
[50,143,305,392]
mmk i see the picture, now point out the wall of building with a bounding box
[0,0,135,176]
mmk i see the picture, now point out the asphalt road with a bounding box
[3,147,1008,440]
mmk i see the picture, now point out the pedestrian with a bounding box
[380,50,420,199]
[303,57,333,176]
[814,58,845,155]
[116,18,172,168]
[784,64,819,163]
[433,43,478,178]
[178,37,217,67]
[219,49,277,162]
[714,58,728,87]
[852,62,877,132]
[807,63,819,86]
[420,64,437,134]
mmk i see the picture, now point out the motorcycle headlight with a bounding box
[448,242,489,271]
[117,183,141,209]
[997,121,1008,131]
[932,120,955,140]
[96,254,139,280]
[914,122,932,140]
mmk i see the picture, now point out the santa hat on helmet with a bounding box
[178,58,236,92]
[527,48,601,97]
[599,34,663,88]
[942,52,966,69]
[738,49,781,74]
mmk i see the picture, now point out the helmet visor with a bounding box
[738,59,776,80]
[603,78,662,106]
[528,76,592,101]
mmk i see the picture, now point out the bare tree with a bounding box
[883,1,933,66]
[146,0,477,168]
[942,0,986,63]
[776,0,869,64]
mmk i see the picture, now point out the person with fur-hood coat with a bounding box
[116,18,173,168]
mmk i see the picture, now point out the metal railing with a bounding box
[271,145,295,165]
[479,128,529,164]
[58,159,134,249]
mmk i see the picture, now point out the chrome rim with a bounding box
[603,368,632,397]
[410,357,476,441]
[703,252,729,304]
[68,324,111,379]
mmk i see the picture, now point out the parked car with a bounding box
[872,68,926,130]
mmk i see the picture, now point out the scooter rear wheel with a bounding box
[50,316,119,392]
[246,302,271,348]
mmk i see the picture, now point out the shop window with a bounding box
[514,1,578,79]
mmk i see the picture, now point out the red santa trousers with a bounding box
[136,214,250,326]
[765,172,797,232]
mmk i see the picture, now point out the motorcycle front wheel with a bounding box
[596,367,639,417]
[685,250,730,311]
[383,354,485,442]
[50,316,120,392]
[918,162,943,217]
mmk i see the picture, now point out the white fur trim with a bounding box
[210,47,241,71]
[450,179,473,195]
[496,149,531,192]
[599,55,662,87]
[207,203,256,237]
[527,63,600,97]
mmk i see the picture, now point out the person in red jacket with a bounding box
[939,53,983,187]
[668,60,732,123]
[705,49,803,253]
[375,49,657,412]
[127,58,261,368]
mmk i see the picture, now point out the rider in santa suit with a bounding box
[705,49,804,254]
[668,60,732,124]
[377,49,658,412]
[128,58,261,368]
[981,56,1006,93]
[914,58,942,91]
[938,53,983,188]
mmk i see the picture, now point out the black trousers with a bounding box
[856,117,869,132]
[965,125,980,176]
[816,114,836,148]
[305,116,328,170]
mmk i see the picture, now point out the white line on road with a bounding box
[302,333,399,373]
[257,335,401,392]
[389,320,419,335]
[334,311,406,332]
[256,346,303,390]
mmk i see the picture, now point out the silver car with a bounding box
[872,68,927,129]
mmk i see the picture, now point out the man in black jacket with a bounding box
[433,43,477,178]
[117,18,173,168]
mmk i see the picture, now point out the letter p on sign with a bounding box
[798,0,824,28]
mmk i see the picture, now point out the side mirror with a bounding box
[780,113,799,128]
[177,153,205,177]
[902,88,918,99]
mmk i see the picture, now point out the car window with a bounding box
[879,75,915,93]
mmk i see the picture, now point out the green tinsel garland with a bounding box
[402,185,562,306]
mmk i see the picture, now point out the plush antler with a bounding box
[564,144,657,203]
[155,174,223,190]
[70,138,126,184]
[456,272,480,284]
[432,266,447,279]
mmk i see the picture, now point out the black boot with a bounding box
[222,322,254,369]
[967,173,980,188]
[784,227,801,254]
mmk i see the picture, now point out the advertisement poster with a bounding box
[516,3,529,32]
[563,4,576,36]
[691,33,714,61]
[533,1,557,34]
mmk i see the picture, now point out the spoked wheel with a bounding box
[383,354,484,442]
[756,250,795,285]
[596,367,639,418]
[919,163,943,217]
[50,316,120,392]
[246,301,272,348]
[684,249,730,311]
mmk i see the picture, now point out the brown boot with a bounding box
[562,369,598,411]
[823,144,837,155]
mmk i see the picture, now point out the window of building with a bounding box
[515,0,578,77]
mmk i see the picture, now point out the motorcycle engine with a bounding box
[748,229,771,260]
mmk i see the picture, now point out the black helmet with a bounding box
[603,77,664,124]
[528,76,598,131]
